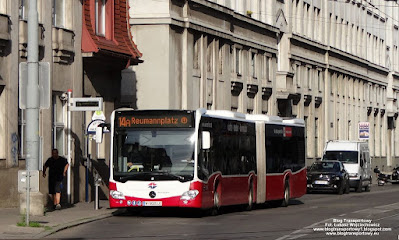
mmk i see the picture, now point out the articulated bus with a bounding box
[107,109,306,212]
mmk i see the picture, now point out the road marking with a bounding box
[375,212,399,221]
[353,208,390,214]
[276,201,399,240]
[275,218,332,240]
[287,234,308,239]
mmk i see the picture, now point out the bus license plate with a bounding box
[143,201,162,206]
[314,180,328,185]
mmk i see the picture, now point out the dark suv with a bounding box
[307,160,350,195]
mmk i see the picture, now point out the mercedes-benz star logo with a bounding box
[149,191,156,198]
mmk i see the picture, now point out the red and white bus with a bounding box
[107,109,306,212]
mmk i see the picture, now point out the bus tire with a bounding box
[211,186,221,216]
[281,181,290,207]
[245,186,254,211]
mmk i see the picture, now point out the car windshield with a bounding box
[113,129,195,181]
[323,151,358,163]
[310,162,340,172]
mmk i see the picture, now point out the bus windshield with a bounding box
[113,129,195,182]
[323,151,358,164]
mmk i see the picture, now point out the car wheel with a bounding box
[356,180,362,193]
[345,180,350,194]
[338,184,344,195]
[365,181,371,192]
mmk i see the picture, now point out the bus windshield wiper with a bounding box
[156,172,187,182]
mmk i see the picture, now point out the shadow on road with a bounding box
[111,200,305,218]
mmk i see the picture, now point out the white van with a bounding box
[322,140,372,192]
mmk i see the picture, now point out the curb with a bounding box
[34,212,113,238]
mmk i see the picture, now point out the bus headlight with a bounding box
[110,190,125,200]
[180,190,199,201]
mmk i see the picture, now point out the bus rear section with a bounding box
[264,123,306,201]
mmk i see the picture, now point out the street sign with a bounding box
[92,110,106,121]
[19,62,51,109]
[87,119,106,134]
[69,97,103,111]
[358,122,370,140]
[18,170,39,193]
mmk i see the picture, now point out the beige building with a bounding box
[130,0,399,168]
[0,0,141,208]
[0,0,84,207]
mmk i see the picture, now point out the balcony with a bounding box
[0,14,10,55]
[52,27,75,64]
[19,20,45,59]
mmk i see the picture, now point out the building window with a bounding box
[19,0,29,20]
[95,0,106,36]
[0,0,6,15]
[218,42,223,74]
[251,52,256,78]
[206,38,213,73]
[235,48,241,75]
[315,117,319,157]
[193,34,201,70]
[317,70,321,92]
[52,94,66,156]
[18,109,26,157]
[53,0,65,28]
[304,116,309,157]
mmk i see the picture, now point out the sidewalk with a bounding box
[0,200,116,239]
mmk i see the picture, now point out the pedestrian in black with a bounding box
[42,149,69,210]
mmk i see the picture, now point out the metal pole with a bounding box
[67,89,72,204]
[25,0,38,223]
[95,172,99,210]
[26,171,30,226]
[26,0,39,171]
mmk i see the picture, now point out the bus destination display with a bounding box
[116,112,193,128]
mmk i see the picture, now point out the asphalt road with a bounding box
[48,184,399,240]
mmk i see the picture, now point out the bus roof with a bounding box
[203,110,246,120]
[201,109,304,126]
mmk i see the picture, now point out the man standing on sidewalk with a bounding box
[43,149,69,210]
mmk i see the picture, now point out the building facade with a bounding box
[0,0,141,208]
[129,0,399,168]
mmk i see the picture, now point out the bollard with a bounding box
[94,173,102,210]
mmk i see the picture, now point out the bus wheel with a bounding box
[245,187,254,211]
[281,182,290,207]
[211,188,221,216]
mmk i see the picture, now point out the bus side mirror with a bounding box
[96,126,103,144]
[202,131,211,150]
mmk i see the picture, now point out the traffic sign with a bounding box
[87,119,106,134]
[19,62,51,109]
[69,97,103,111]
[18,170,39,193]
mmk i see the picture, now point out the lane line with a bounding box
[287,234,308,239]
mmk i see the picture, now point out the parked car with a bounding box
[391,167,399,184]
[322,140,372,192]
[307,160,350,195]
